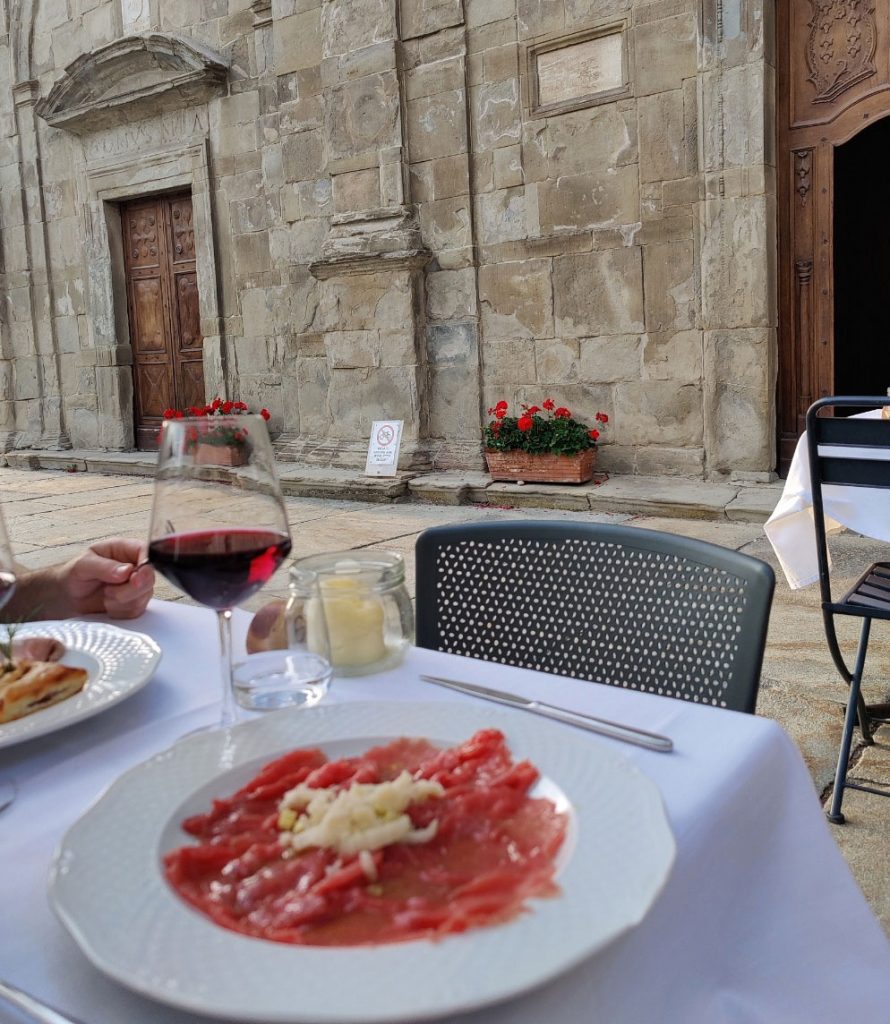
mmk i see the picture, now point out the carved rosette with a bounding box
[806,0,877,104]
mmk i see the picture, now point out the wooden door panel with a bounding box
[122,193,205,449]
[778,1,890,473]
[169,196,196,263]
[124,204,162,269]
[180,359,206,412]
[173,272,201,352]
[136,362,174,421]
[791,2,885,128]
[130,278,168,355]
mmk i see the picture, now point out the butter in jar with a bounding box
[288,552,413,676]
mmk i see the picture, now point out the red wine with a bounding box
[0,571,16,613]
[149,530,291,610]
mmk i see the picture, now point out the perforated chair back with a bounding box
[415,522,775,713]
[806,396,890,608]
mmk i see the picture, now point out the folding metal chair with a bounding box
[806,396,890,823]
[415,521,775,714]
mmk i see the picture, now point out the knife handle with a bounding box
[528,701,674,753]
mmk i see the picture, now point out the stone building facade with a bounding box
[0,0,774,478]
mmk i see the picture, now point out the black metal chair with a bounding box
[415,521,775,714]
[806,396,890,823]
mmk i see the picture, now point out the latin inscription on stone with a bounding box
[84,108,209,162]
[535,32,624,108]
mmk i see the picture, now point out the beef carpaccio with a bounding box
[164,728,567,946]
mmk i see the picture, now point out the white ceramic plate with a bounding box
[0,621,161,750]
[50,701,676,1024]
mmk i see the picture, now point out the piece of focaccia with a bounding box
[0,660,89,724]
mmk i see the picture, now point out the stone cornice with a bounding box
[35,34,228,135]
[309,206,432,279]
[309,249,432,280]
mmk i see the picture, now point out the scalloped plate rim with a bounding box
[49,700,676,1024]
[0,620,162,750]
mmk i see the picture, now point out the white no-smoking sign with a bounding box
[365,420,403,477]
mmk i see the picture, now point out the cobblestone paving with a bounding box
[2,466,887,933]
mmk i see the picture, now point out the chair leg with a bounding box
[828,618,872,825]
[823,609,875,744]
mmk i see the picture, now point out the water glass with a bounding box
[234,571,332,711]
[232,648,331,711]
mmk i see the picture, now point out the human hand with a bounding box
[59,538,155,619]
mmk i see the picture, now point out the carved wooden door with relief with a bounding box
[122,193,204,450]
[778,1,890,472]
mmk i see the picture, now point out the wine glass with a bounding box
[0,503,18,810]
[148,415,292,730]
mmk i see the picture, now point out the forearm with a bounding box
[2,564,68,622]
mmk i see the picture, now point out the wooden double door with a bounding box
[778,2,890,473]
[122,193,205,450]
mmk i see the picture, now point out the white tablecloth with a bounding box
[1,600,888,1024]
[764,409,890,588]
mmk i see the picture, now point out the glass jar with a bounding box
[286,551,413,676]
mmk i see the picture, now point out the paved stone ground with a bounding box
[2,466,888,933]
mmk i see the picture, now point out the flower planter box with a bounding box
[194,443,248,468]
[484,448,597,485]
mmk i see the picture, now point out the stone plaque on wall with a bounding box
[528,27,629,117]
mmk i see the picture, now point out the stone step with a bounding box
[0,449,783,522]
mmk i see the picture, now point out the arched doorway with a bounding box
[777,1,890,473]
[834,119,890,398]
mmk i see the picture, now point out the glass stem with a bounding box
[217,608,237,728]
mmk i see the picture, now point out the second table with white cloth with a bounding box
[1,600,889,1024]
[765,408,890,588]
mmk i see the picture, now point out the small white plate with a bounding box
[0,621,161,750]
[50,701,675,1023]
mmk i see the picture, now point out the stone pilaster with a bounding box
[8,81,70,451]
[698,0,777,478]
[286,0,434,470]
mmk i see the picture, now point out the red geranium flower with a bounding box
[596,412,609,424]
[260,408,271,421]
[517,415,534,432]
[588,429,600,440]
[211,398,222,411]
[495,407,507,419]
[163,408,175,419]
[222,400,234,414]
[527,405,541,415]
[554,407,571,419]
[542,398,555,411]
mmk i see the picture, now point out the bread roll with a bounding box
[246,600,289,653]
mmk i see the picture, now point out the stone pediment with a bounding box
[35,34,228,135]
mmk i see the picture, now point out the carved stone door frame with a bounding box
[777,0,889,472]
[82,140,224,449]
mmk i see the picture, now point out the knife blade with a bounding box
[0,980,88,1024]
[420,674,673,753]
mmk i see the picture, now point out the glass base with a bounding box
[233,651,332,711]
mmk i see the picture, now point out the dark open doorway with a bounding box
[834,120,890,405]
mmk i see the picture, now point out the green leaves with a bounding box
[484,410,601,457]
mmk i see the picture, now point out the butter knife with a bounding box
[420,675,673,753]
[0,980,87,1024]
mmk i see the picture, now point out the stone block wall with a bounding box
[0,0,776,478]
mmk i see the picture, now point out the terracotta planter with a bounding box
[194,443,248,467]
[484,448,597,484]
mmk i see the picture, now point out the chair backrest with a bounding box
[415,521,775,714]
[805,396,890,605]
